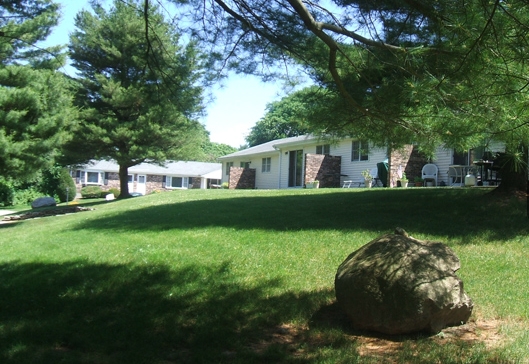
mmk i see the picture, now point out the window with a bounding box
[225,162,233,175]
[351,140,369,161]
[83,171,104,184]
[86,171,100,183]
[316,144,330,155]
[240,161,251,169]
[167,176,189,189]
[262,157,271,173]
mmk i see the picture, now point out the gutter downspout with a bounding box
[275,146,282,189]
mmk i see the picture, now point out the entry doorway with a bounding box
[288,150,303,187]
[136,175,147,195]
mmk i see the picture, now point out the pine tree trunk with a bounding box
[119,164,131,198]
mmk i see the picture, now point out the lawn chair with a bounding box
[422,163,438,186]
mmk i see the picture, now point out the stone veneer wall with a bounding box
[390,145,429,186]
[146,175,164,194]
[304,154,342,188]
[75,172,170,195]
[229,167,256,189]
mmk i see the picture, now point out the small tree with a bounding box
[39,166,76,203]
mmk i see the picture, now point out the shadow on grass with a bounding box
[0,260,335,363]
[73,188,528,242]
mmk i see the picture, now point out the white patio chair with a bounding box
[422,163,438,186]
[370,167,381,187]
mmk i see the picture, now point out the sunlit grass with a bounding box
[0,188,528,363]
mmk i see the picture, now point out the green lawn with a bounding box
[1,188,528,363]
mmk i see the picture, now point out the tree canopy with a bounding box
[245,87,315,147]
[182,0,529,191]
[0,0,76,180]
[67,0,209,196]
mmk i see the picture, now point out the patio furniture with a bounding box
[447,165,464,186]
[421,163,438,186]
[376,162,389,187]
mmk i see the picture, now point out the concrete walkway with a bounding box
[0,210,15,216]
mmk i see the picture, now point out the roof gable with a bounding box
[218,135,320,159]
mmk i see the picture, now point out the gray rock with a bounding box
[335,228,473,335]
[31,196,57,209]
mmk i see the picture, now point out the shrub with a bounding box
[0,178,45,207]
[221,182,229,189]
[56,168,77,202]
[13,187,43,206]
[81,186,103,199]
[107,188,120,198]
[39,166,76,203]
[0,178,14,206]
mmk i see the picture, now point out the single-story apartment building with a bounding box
[73,160,222,195]
[218,135,505,189]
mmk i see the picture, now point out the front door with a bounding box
[136,175,146,195]
[288,150,303,187]
[128,174,134,194]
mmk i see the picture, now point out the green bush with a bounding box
[56,168,76,202]
[0,178,45,207]
[13,187,43,206]
[81,186,103,199]
[0,178,14,206]
[107,188,120,198]
[39,166,76,203]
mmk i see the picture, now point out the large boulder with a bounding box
[31,196,56,209]
[335,228,473,335]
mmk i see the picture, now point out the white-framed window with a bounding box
[316,144,330,155]
[81,170,104,184]
[262,157,271,173]
[240,161,251,169]
[225,162,233,175]
[351,140,369,161]
[166,176,190,189]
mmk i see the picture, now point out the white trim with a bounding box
[166,176,191,189]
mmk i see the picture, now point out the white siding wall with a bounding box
[255,154,281,189]
[278,147,303,189]
[333,139,387,185]
[430,147,453,186]
[221,153,281,189]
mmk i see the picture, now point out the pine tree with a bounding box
[0,0,76,180]
[67,0,208,197]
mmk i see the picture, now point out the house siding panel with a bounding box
[335,139,387,185]
[255,155,281,189]
[431,147,453,185]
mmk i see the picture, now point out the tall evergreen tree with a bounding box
[67,0,208,197]
[0,0,76,180]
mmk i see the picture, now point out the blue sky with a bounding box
[43,0,284,148]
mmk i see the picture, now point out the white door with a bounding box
[128,174,134,193]
[137,175,146,195]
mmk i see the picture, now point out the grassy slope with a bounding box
[0,188,528,363]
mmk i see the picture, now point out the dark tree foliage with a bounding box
[0,0,76,180]
[179,0,529,193]
[246,88,315,146]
